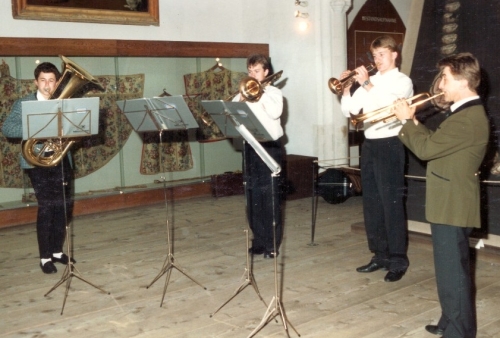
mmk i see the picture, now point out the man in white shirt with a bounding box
[233,54,284,259]
[340,35,413,282]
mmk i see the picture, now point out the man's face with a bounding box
[372,47,397,74]
[34,72,58,99]
[438,66,463,103]
[248,63,269,82]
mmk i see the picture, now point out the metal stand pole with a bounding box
[309,161,319,246]
[248,173,300,338]
[45,152,109,315]
[146,135,206,306]
[211,141,267,316]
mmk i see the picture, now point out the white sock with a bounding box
[52,252,63,258]
[41,258,52,265]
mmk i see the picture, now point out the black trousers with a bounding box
[243,140,284,252]
[431,223,476,338]
[360,137,409,271]
[26,156,73,260]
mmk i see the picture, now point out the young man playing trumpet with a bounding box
[340,35,413,282]
[394,52,488,338]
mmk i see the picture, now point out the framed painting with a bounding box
[12,0,159,26]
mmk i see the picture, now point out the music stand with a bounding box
[202,100,299,337]
[22,97,109,315]
[117,95,205,307]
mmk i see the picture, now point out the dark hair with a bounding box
[247,54,271,72]
[437,52,481,91]
[34,62,61,81]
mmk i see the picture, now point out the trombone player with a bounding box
[339,35,413,282]
[2,62,75,274]
[233,53,284,259]
[393,52,488,338]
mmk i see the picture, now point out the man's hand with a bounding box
[393,98,417,124]
[340,70,353,96]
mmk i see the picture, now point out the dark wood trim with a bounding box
[0,38,269,58]
[0,182,212,229]
[0,37,267,228]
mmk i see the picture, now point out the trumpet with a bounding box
[328,64,375,95]
[226,70,283,102]
[350,92,445,129]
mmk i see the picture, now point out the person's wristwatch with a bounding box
[362,80,370,88]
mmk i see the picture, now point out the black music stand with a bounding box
[202,100,299,337]
[22,97,109,315]
[117,95,205,307]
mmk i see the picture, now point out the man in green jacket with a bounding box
[393,52,488,338]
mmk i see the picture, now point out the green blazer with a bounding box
[398,99,489,228]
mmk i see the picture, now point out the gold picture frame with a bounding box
[12,0,159,26]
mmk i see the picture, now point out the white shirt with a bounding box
[341,68,413,139]
[450,95,480,112]
[233,85,284,141]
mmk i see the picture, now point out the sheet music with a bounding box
[117,96,198,132]
[22,97,99,140]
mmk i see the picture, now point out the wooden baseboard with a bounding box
[0,181,212,229]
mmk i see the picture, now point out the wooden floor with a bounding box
[1,195,500,338]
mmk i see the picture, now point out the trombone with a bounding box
[350,92,445,129]
[226,70,283,102]
[328,64,375,95]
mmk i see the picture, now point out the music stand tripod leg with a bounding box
[146,176,206,307]
[44,175,109,315]
[210,229,267,317]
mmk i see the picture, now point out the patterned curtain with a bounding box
[0,60,145,188]
[138,94,196,175]
[183,67,247,142]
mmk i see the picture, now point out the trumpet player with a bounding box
[394,53,488,338]
[339,35,413,282]
[2,62,75,274]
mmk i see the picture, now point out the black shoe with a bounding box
[356,261,387,273]
[52,253,76,265]
[384,269,405,282]
[40,261,57,274]
[249,247,265,255]
[425,324,444,336]
[264,250,279,259]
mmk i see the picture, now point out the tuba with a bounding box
[22,55,104,167]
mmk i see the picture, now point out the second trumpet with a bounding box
[350,92,445,129]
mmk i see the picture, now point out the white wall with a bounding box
[0,0,413,204]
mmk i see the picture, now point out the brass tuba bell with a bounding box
[22,55,104,167]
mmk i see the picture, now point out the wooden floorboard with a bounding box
[1,195,500,337]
